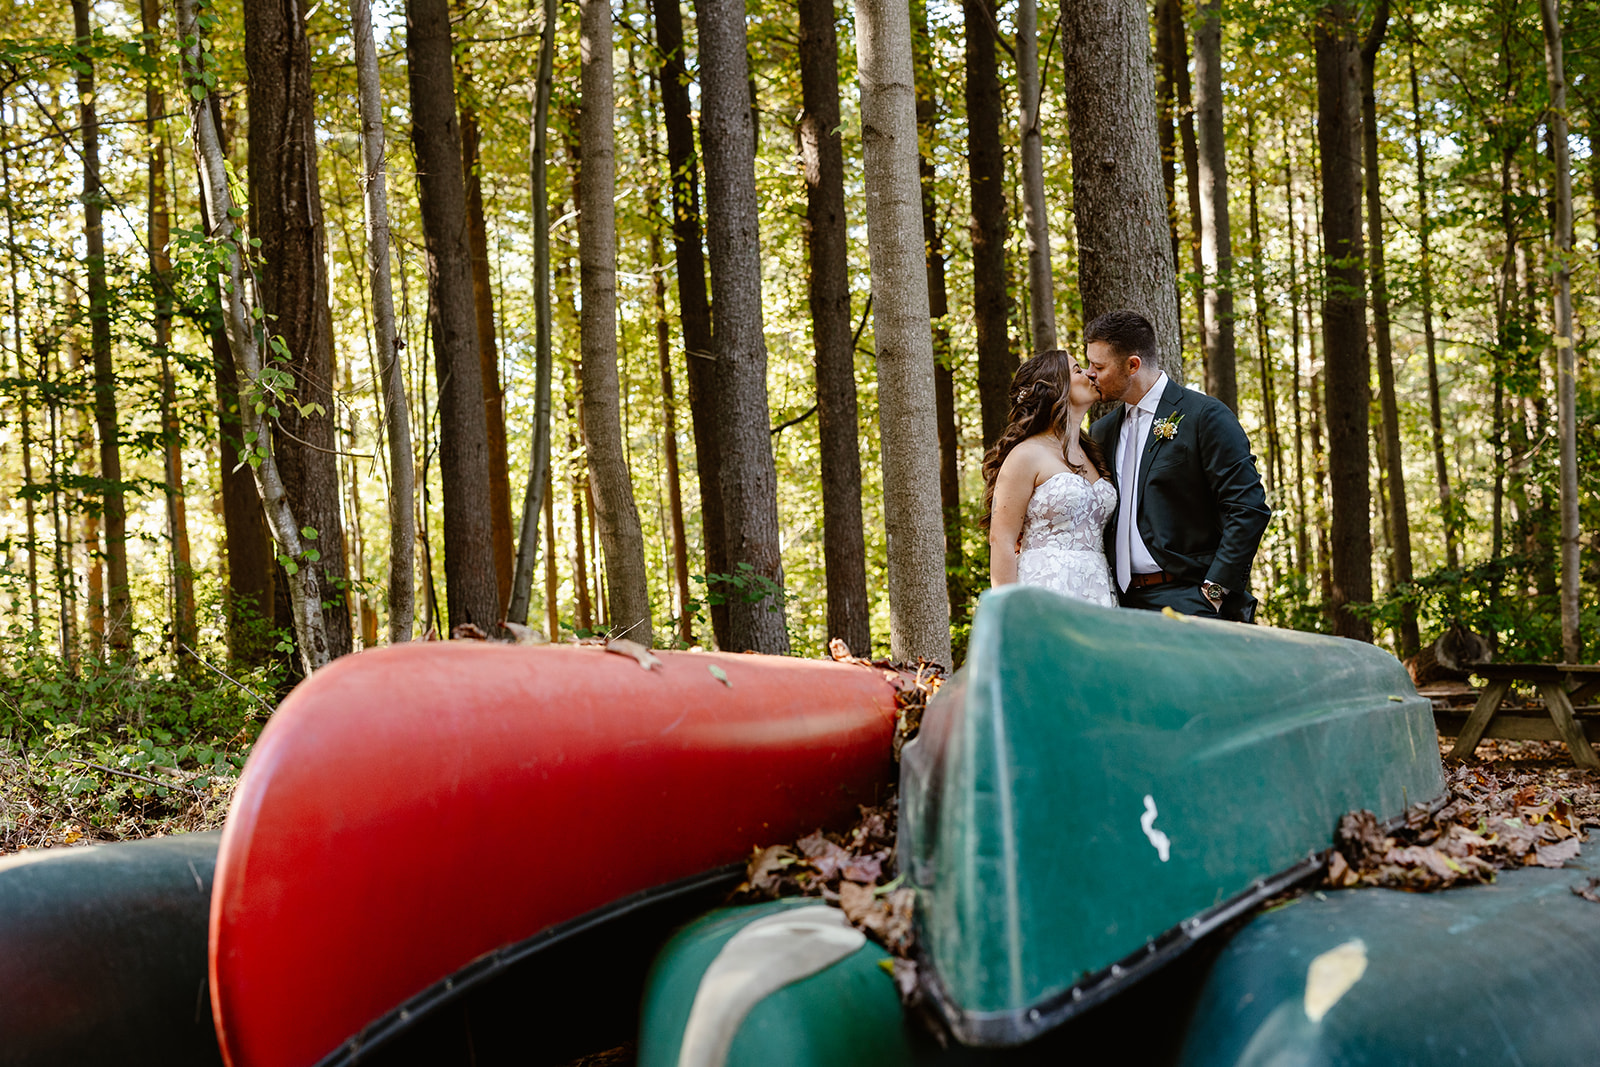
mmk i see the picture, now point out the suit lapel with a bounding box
[1136,378,1184,504]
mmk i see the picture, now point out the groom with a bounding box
[1084,310,1271,622]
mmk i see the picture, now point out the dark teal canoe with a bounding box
[636,897,1231,1067]
[1176,856,1600,1067]
[900,586,1443,1045]
[0,832,223,1067]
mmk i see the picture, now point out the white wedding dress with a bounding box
[1014,472,1119,609]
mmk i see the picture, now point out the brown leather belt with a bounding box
[1127,570,1175,590]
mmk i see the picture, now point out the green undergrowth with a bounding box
[0,642,275,854]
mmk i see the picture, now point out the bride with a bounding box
[982,350,1119,608]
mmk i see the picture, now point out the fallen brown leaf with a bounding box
[1535,836,1581,869]
[604,637,662,670]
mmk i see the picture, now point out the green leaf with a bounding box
[708,664,731,688]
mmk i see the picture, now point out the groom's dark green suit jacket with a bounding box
[1089,377,1271,596]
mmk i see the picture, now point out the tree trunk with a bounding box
[1406,25,1455,572]
[180,0,330,672]
[509,0,557,628]
[73,0,132,655]
[405,0,502,632]
[651,224,693,645]
[650,0,729,650]
[1358,0,1417,654]
[915,0,964,624]
[350,0,415,643]
[243,0,354,659]
[698,0,789,653]
[1193,0,1237,409]
[578,0,653,645]
[1060,0,1184,378]
[1156,0,1181,297]
[142,0,195,658]
[1168,0,1207,367]
[1314,0,1372,643]
[853,0,953,666]
[1017,0,1056,351]
[543,478,559,638]
[2,124,40,633]
[799,0,870,656]
[460,101,516,613]
[1283,121,1309,574]
[1244,117,1280,519]
[1540,0,1581,662]
[966,0,1014,446]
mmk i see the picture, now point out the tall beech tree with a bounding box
[1193,0,1237,410]
[854,0,952,667]
[698,0,788,653]
[456,37,515,610]
[1315,0,1373,643]
[1405,24,1455,572]
[915,0,965,616]
[204,172,279,663]
[799,0,870,655]
[73,0,132,654]
[1017,0,1056,351]
[405,0,502,631]
[351,0,415,643]
[578,0,652,645]
[509,0,556,630]
[1541,0,1581,662]
[1359,0,1417,655]
[1162,0,1207,363]
[966,0,1013,446]
[244,0,354,658]
[651,0,729,649]
[142,0,195,657]
[180,0,331,671]
[1060,0,1183,376]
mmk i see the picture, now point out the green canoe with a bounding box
[901,586,1443,1046]
[1176,857,1600,1067]
[636,897,1227,1067]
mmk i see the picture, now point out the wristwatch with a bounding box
[1201,580,1228,609]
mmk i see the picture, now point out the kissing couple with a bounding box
[982,310,1271,622]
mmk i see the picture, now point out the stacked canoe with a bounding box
[7,586,1600,1066]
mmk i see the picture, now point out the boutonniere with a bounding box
[1151,412,1185,441]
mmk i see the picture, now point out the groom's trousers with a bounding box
[1119,580,1258,624]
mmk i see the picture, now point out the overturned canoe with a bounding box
[208,642,901,1067]
[1176,856,1600,1066]
[900,586,1443,1046]
[0,832,223,1067]
[635,896,1221,1067]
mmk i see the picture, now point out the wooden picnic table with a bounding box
[1443,663,1600,770]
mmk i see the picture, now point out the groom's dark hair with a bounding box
[1084,310,1158,368]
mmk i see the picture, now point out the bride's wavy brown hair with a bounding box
[980,350,1112,529]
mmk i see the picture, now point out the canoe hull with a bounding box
[1177,859,1600,1066]
[901,587,1444,1045]
[210,643,899,1067]
[0,833,223,1067]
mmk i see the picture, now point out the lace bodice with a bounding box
[1015,472,1119,608]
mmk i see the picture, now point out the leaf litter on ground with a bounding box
[1325,741,1600,894]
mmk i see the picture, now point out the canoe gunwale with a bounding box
[916,852,1324,1047]
[312,863,743,1067]
[917,791,1447,1048]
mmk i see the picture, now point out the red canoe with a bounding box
[207,643,900,1067]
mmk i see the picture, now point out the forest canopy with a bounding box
[0,0,1595,689]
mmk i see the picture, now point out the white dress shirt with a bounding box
[1117,371,1169,580]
